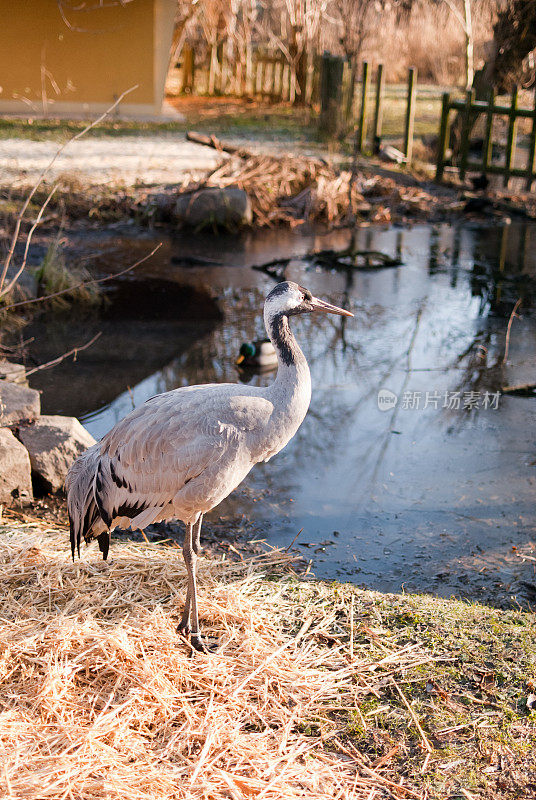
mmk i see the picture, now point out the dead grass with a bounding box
[33,230,102,309]
[185,152,454,227]
[0,521,534,800]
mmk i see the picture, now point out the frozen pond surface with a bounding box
[25,221,536,607]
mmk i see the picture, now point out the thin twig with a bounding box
[392,678,433,753]
[0,84,138,294]
[2,243,162,312]
[24,333,102,377]
[284,528,303,552]
[502,298,522,365]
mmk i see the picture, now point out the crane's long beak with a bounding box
[311,296,353,317]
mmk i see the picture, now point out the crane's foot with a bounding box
[177,621,191,637]
[177,623,217,654]
[190,633,218,654]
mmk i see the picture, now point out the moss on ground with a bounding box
[274,580,536,799]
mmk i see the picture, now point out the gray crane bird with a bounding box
[66,281,353,651]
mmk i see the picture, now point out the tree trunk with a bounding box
[463,0,473,89]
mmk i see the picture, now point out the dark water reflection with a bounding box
[26,221,536,607]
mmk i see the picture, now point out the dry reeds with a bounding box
[0,522,435,800]
[179,134,453,227]
[196,153,362,226]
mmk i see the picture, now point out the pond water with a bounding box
[25,221,536,608]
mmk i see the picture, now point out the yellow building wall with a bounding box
[0,0,176,116]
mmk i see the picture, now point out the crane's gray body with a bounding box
[67,367,310,541]
[66,282,312,552]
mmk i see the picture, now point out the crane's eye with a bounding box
[299,286,313,302]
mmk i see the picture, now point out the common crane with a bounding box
[67,281,353,651]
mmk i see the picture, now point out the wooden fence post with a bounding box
[283,63,290,101]
[319,53,344,135]
[403,67,417,162]
[504,87,518,187]
[180,45,195,94]
[311,54,322,105]
[458,89,473,181]
[483,88,494,170]
[372,63,385,153]
[436,92,451,182]
[357,61,369,154]
[526,89,536,191]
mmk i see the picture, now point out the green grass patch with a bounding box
[0,104,316,144]
[277,580,536,799]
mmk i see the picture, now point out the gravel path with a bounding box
[0,135,224,187]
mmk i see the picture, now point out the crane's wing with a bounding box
[93,384,273,532]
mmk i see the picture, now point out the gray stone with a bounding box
[175,186,252,228]
[0,360,28,385]
[0,428,33,505]
[0,381,40,425]
[18,415,96,492]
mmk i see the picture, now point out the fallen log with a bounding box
[251,248,402,281]
[186,131,252,159]
[312,248,403,269]
[500,383,536,396]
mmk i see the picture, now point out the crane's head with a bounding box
[264,281,353,320]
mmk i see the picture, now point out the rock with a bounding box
[175,186,252,228]
[18,415,96,493]
[0,360,28,385]
[0,428,33,505]
[0,381,40,425]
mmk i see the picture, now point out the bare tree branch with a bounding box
[0,185,58,300]
[24,332,103,377]
[2,243,162,313]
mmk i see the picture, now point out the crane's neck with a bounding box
[265,309,312,414]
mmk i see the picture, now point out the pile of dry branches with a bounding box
[0,522,437,800]
[201,153,367,226]
[182,135,456,227]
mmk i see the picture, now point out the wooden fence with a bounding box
[436,89,536,189]
[318,55,418,163]
[177,45,293,101]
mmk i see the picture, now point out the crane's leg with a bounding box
[193,514,203,555]
[178,516,204,633]
[178,520,208,652]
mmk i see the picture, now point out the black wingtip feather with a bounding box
[69,517,75,561]
[69,516,81,560]
[97,532,110,561]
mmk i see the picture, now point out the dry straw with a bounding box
[0,521,430,799]
[188,152,446,228]
[194,154,366,226]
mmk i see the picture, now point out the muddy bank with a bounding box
[3,146,535,240]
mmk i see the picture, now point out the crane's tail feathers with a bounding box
[69,515,78,561]
[97,531,110,560]
[66,444,105,560]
